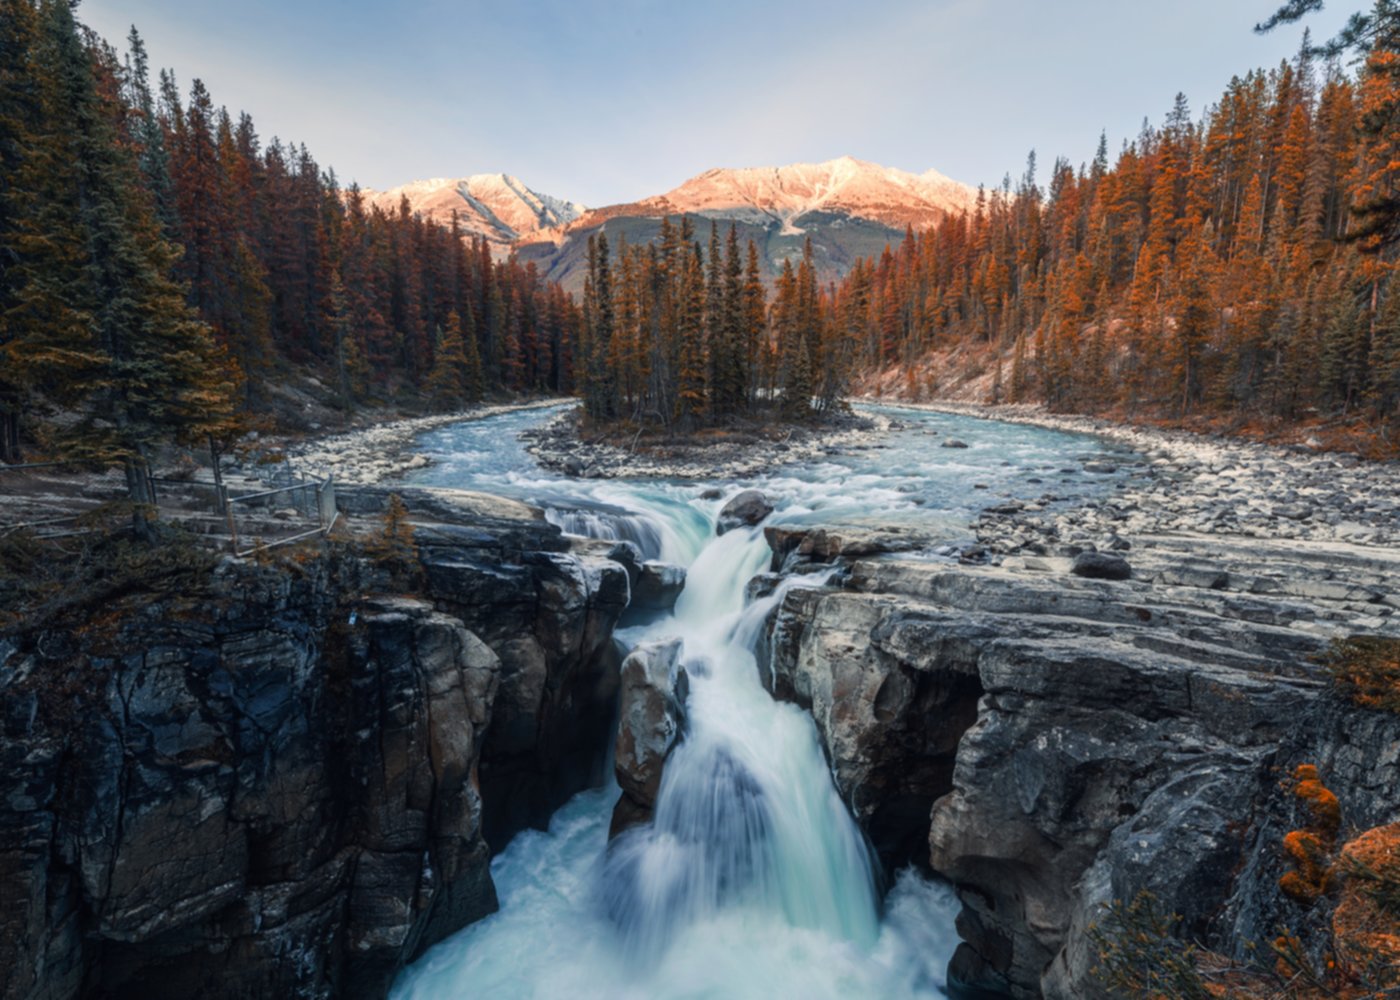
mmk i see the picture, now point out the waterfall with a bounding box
[391,403,1117,999]
[602,524,878,959]
[392,493,959,999]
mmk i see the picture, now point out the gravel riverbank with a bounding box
[877,398,1400,556]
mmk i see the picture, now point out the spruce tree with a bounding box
[425,311,470,408]
[32,0,234,517]
[0,0,106,462]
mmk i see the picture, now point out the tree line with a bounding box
[0,0,581,476]
[834,5,1400,443]
[577,218,858,429]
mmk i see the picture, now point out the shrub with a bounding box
[1321,635,1400,714]
[1088,891,1214,1000]
[362,493,419,587]
[1279,764,1340,904]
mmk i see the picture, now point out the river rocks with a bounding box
[717,490,774,534]
[762,529,1400,1000]
[526,407,892,481]
[1070,550,1132,580]
[282,399,570,484]
[611,639,688,836]
[631,561,687,611]
[941,438,969,449]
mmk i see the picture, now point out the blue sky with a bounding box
[79,0,1355,206]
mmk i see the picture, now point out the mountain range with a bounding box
[366,157,979,290]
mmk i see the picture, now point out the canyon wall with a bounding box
[0,488,629,1000]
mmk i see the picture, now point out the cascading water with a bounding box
[601,553,879,963]
[391,402,1132,999]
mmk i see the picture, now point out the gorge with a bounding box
[3,401,1398,999]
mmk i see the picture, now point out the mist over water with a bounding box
[392,403,1125,999]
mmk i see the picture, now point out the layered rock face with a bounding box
[762,525,1400,998]
[0,487,632,1000]
[394,490,630,848]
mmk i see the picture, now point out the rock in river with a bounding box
[632,561,687,611]
[717,489,774,534]
[611,639,688,835]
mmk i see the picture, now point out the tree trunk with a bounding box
[0,411,19,465]
[123,455,154,542]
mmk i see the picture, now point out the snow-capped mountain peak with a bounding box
[557,156,978,239]
[361,174,585,244]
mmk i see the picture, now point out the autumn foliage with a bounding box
[1280,764,1342,902]
[836,26,1400,447]
[1322,634,1400,713]
[1,5,581,473]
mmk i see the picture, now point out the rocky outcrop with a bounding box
[0,486,633,1000]
[717,490,773,534]
[631,561,687,611]
[366,488,632,850]
[762,530,1400,999]
[764,524,932,573]
[610,639,688,836]
[1,579,497,1000]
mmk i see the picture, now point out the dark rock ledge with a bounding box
[0,486,633,1000]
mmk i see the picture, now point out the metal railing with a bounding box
[223,476,338,557]
[1,461,339,557]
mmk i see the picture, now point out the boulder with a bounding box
[716,490,774,534]
[941,439,969,449]
[1070,550,1132,580]
[611,639,688,835]
[631,561,687,611]
[764,524,929,573]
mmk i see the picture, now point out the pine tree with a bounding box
[425,310,470,408]
[742,241,767,408]
[34,0,234,517]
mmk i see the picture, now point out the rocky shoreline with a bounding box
[521,407,893,480]
[859,398,1399,557]
[280,398,571,484]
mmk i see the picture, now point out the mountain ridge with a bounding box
[371,157,980,289]
[546,155,978,241]
[360,173,587,245]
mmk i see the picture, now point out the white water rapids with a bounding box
[389,404,1128,999]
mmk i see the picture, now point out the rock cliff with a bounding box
[0,487,631,1000]
[761,525,1400,998]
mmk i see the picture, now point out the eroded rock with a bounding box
[611,639,688,835]
[632,561,687,611]
[762,534,1400,999]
